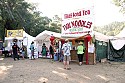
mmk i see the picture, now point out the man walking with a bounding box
[62,39,71,70]
[30,41,35,60]
[12,42,20,61]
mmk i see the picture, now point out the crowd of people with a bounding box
[11,39,86,70]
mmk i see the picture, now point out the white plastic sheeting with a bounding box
[94,31,109,42]
[109,28,125,50]
[115,28,125,38]
[110,39,125,50]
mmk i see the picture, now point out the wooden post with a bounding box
[72,40,75,45]
[85,38,89,65]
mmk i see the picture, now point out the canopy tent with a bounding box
[35,30,61,57]
[93,31,109,61]
[94,31,109,42]
[109,28,125,50]
[108,28,125,61]
[115,28,125,38]
[5,31,35,57]
[92,29,125,62]
[35,30,61,41]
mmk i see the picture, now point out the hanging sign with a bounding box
[7,29,23,37]
[61,6,94,37]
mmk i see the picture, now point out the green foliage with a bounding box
[0,0,61,40]
[94,21,125,36]
[49,15,62,33]
[112,0,125,14]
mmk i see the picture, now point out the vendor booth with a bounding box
[60,35,95,65]
[5,29,36,58]
[61,6,95,65]
[35,30,61,58]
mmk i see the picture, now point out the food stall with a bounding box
[64,35,95,65]
[61,6,95,65]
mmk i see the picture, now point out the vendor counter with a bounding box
[70,50,95,65]
[70,50,77,60]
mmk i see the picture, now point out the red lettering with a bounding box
[73,11,81,17]
[73,12,75,17]
[63,25,66,31]
[63,23,71,31]
[71,20,87,28]
[77,20,81,27]
[71,21,76,27]
[83,10,90,16]
[64,13,72,19]
[82,20,86,27]
[75,20,78,27]
[86,21,92,28]
[63,20,92,30]
[64,14,68,19]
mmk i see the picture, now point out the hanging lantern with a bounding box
[50,35,55,45]
[85,34,92,41]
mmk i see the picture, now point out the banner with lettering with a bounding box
[61,6,94,37]
[7,29,23,37]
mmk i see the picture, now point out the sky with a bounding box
[27,0,125,26]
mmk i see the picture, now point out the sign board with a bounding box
[7,29,23,37]
[61,6,94,37]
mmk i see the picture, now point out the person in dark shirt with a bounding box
[12,42,20,61]
[49,44,54,59]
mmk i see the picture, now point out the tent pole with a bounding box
[85,38,89,65]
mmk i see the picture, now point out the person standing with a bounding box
[62,39,71,70]
[77,41,85,66]
[41,43,47,58]
[49,44,54,59]
[30,41,35,60]
[12,42,20,61]
[20,46,25,60]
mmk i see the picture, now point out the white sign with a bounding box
[61,6,94,37]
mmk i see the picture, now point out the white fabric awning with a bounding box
[5,37,23,40]
[35,30,61,41]
[94,31,109,42]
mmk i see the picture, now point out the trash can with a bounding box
[54,53,58,61]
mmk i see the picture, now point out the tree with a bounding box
[0,0,53,40]
[112,0,125,14]
[49,15,62,33]
[94,21,125,36]
[0,0,62,41]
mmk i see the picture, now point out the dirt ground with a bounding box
[0,57,125,83]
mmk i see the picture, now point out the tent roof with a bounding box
[35,30,111,42]
[115,28,125,38]
[94,31,109,42]
[35,30,61,41]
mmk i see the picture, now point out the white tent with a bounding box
[94,31,109,42]
[109,28,125,50]
[35,30,61,57]
[5,31,36,57]
[35,30,61,41]
[115,28,125,38]
[35,30,61,50]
